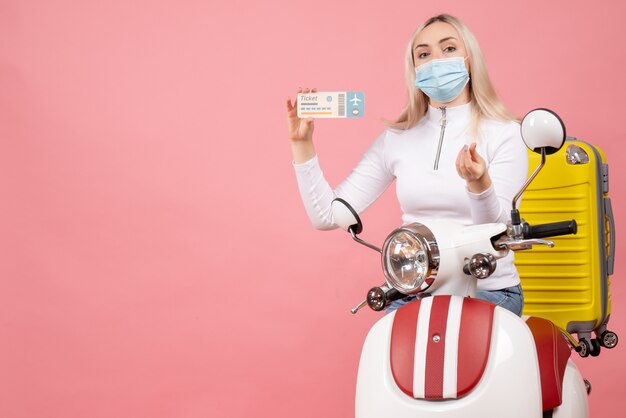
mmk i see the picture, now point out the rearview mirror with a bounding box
[520,108,566,155]
[331,198,362,235]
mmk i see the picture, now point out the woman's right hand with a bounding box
[286,87,316,142]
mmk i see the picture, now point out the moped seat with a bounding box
[525,316,572,411]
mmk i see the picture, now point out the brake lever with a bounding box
[496,238,555,251]
[351,299,368,314]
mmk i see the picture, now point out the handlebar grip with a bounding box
[523,220,577,239]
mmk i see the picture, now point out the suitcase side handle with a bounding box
[605,197,616,276]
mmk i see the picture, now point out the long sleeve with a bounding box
[293,131,395,230]
[467,122,529,224]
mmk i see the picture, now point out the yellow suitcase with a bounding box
[516,138,617,357]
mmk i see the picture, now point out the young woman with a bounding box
[285,14,528,315]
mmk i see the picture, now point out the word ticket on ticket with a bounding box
[297,91,365,118]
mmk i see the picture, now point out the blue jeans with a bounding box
[386,284,524,317]
[475,284,524,316]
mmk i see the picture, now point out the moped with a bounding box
[331,109,590,417]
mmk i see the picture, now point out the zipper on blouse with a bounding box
[433,106,447,170]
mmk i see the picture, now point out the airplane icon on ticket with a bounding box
[350,94,362,106]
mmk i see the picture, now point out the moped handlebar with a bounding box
[351,285,405,314]
[523,220,577,239]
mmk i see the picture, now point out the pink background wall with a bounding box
[1,0,625,417]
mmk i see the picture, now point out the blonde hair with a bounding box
[388,14,518,135]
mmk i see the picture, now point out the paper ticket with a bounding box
[297,91,365,118]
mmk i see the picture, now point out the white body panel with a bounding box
[415,221,508,297]
[353,218,589,417]
[357,305,567,418]
[552,361,589,418]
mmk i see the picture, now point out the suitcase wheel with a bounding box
[577,338,601,357]
[600,330,619,349]
[577,339,591,358]
[578,337,602,357]
[589,338,601,357]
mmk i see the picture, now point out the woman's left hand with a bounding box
[456,143,492,193]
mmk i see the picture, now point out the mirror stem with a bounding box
[350,228,382,253]
[511,148,547,222]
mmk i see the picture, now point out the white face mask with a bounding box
[414,57,470,103]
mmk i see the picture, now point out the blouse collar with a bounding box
[425,101,472,126]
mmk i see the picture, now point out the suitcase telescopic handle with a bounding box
[523,220,578,239]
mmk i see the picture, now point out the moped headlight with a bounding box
[381,223,439,294]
